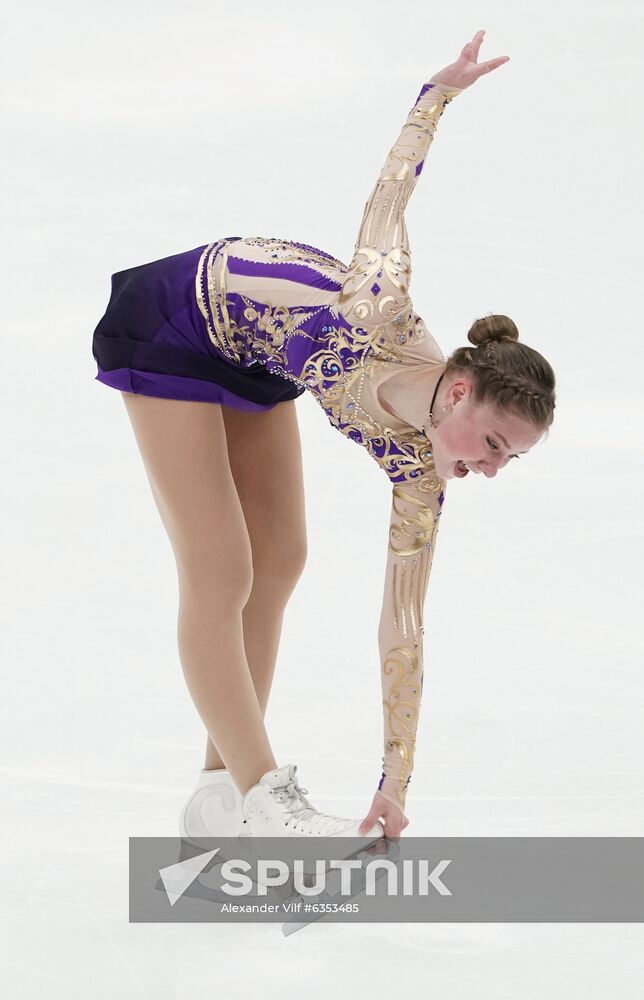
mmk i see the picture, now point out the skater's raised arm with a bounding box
[336,79,462,336]
[336,30,509,342]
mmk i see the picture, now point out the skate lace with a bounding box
[271,777,347,834]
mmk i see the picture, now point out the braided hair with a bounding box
[444,314,556,430]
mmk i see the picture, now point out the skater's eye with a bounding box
[487,436,519,459]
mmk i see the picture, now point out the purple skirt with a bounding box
[91,242,305,410]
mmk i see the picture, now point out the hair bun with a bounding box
[467,314,519,347]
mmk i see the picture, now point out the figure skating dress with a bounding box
[92,79,463,816]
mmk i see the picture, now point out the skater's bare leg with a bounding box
[120,392,283,795]
[203,401,307,768]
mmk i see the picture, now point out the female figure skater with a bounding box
[92,30,555,842]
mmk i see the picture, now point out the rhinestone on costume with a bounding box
[371,283,381,296]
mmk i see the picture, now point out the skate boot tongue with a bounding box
[259,764,298,790]
[258,763,319,822]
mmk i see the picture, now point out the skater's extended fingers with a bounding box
[358,806,381,837]
[359,793,410,838]
[475,55,511,77]
[459,28,485,63]
[358,795,390,837]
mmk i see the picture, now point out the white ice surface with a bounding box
[2,0,643,996]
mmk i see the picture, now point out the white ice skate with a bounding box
[241,763,384,840]
[179,768,244,846]
[175,763,384,907]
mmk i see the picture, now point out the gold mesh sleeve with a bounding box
[376,475,446,817]
[337,80,462,333]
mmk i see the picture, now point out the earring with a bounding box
[428,404,449,431]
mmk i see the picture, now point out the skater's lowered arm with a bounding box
[374,478,445,820]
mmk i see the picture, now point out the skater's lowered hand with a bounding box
[429,29,510,91]
[358,787,410,839]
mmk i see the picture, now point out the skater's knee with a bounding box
[250,538,308,600]
[176,539,254,605]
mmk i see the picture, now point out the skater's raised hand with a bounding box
[430,29,510,91]
[358,785,410,839]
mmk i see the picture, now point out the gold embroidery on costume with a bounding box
[378,476,444,812]
[195,239,241,362]
[337,86,455,332]
[242,302,320,356]
[192,82,461,818]
[242,236,347,272]
[390,484,441,556]
[382,645,421,802]
[392,564,399,629]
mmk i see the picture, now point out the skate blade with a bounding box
[281,838,398,934]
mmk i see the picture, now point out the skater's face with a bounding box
[428,376,544,480]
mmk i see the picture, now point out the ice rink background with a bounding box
[2,0,643,995]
